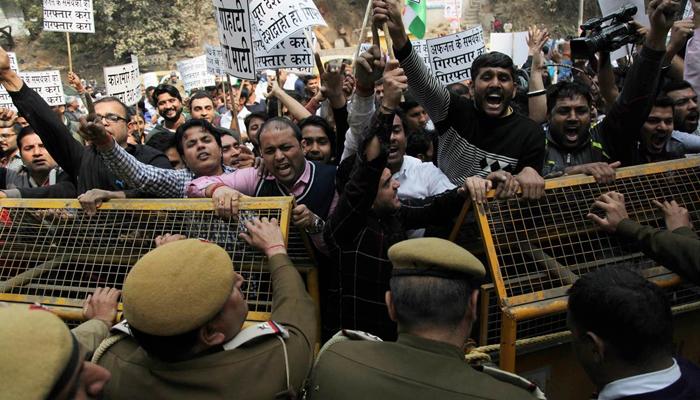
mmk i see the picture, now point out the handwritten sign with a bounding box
[104,62,141,106]
[427,26,486,85]
[0,53,20,110]
[20,71,66,107]
[43,0,94,33]
[177,55,217,92]
[249,0,326,52]
[205,45,226,76]
[213,0,256,80]
[252,26,314,70]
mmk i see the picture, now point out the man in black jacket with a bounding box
[0,46,171,208]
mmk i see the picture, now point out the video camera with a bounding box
[570,4,641,59]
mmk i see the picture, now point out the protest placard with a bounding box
[683,0,694,19]
[104,62,141,106]
[427,26,486,85]
[205,45,226,76]
[489,31,529,67]
[249,0,326,52]
[0,53,20,110]
[213,0,256,80]
[141,72,160,90]
[177,55,217,93]
[43,0,95,33]
[19,71,65,107]
[252,26,314,70]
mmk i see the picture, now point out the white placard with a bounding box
[252,26,314,70]
[20,71,66,107]
[597,0,649,28]
[141,72,160,89]
[205,45,226,76]
[249,0,326,52]
[104,63,141,106]
[489,31,529,67]
[177,55,217,92]
[213,0,256,80]
[42,0,95,33]
[0,53,20,110]
[428,26,486,85]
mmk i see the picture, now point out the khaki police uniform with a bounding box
[307,238,542,399]
[73,240,317,400]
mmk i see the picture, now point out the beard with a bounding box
[162,107,183,123]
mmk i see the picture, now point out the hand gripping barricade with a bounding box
[450,158,700,395]
[0,196,320,333]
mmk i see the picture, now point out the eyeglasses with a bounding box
[0,133,17,140]
[94,113,128,123]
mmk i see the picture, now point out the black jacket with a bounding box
[9,83,171,196]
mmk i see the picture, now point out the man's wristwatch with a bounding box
[304,215,325,234]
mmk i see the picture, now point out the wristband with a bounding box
[527,89,547,97]
[207,183,227,197]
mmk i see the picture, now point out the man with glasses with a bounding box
[0,46,171,207]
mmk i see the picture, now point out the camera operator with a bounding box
[541,0,680,182]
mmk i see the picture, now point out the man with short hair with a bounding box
[64,95,83,123]
[189,91,217,124]
[145,84,187,143]
[399,99,430,132]
[243,111,269,154]
[81,118,235,199]
[78,219,317,398]
[309,238,542,399]
[0,51,172,204]
[374,0,546,199]
[187,117,338,234]
[663,80,699,136]
[0,288,118,399]
[299,115,335,164]
[0,126,75,198]
[568,267,700,399]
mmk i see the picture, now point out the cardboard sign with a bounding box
[249,0,326,51]
[428,26,486,85]
[43,0,95,33]
[213,0,256,80]
[177,55,217,92]
[104,62,141,106]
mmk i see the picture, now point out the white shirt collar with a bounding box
[597,358,681,400]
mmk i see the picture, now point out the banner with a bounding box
[177,55,217,92]
[205,45,226,76]
[0,53,20,110]
[252,27,314,70]
[427,26,486,85]
[213,0,256,80]
[249,0,326,51]
[43,0,95,33]
[489,31,529,67]
[104,62,141,106]
[19,71,66,107]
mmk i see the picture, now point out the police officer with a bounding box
[307,237,543,399]
[75,217,317,399]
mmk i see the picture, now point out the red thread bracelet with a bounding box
[208,183,227,197]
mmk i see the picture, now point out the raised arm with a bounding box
[373,0,452,125]
[268,80,312,121]
[526,26,550,124]
[0,48,86,179]
[663,19,694,81]
[596,52,619,111]
[601,1,677,164]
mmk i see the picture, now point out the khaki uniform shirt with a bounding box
[73,254,317,400]
[308,333,538,400]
